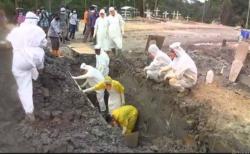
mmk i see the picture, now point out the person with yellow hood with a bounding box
[82,76,125,113]
[106,105,138,135]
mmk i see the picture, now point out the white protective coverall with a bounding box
[94,9,109,51]
[144,44,172,82]
[6,12,47,114]
[95,45,110,77]
[107,8,125,50]
[167,42,197,92]
[72,63,106,112]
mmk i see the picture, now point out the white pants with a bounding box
[108,36,122,50]
[12,53,34,114]
[12,49,44,114]
[169,76,195,92]
[97,33,109,51]
[96,90,106,112]
[108,89,122,114]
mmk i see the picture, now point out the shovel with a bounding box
[123,131,139,148]
[68,71,95,108]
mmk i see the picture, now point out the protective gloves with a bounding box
[82,87,95,93]
[122,126,127,135]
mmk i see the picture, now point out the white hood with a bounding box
[23,11,39,25]
[170,42,197,82]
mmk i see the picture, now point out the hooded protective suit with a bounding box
[83,76,125,114]
[94,9,109,51]
[144,44,172,82]
[167,42,197,92]
[95,45,110,76]
[111,105,138,134]
[107,7,125,50]
[72,63,106,112]
[7,11,47,114]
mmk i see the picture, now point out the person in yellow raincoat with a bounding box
[82,76,125,114]
[106,105,138,135]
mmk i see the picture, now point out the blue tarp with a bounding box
[241,29,250,39]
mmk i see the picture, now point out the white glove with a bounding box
[82,87,95,93]
[122,126,127,135]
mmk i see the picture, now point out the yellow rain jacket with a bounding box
[112,105,138,134]
[94,79,125,113]
[94,80,124,93]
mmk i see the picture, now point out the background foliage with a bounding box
[0,0,249,27]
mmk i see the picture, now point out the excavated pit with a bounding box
[67,53,201,152]
[66,43,250,152]
[13,42,250,152]
[17,53,155,153]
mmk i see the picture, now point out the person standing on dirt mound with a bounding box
[72,63,107,113]
[144,44,172,82]
[159,42,197,96]
[106,105,138,135]
[48,13,63,57]
[107,7,125,57]
[83,76,125,114]
[94,44,110,77]
[6,11,47,122]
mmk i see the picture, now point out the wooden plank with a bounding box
[229,60,243,82]
[234,41,249,61]
[229,41,249,82]
[67,43,95,55]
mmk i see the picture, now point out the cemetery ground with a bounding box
[1,19,250,152]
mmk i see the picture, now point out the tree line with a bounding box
[0,0,249,27]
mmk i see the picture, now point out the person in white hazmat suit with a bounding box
[107,7,125,56]
[159,42,197,94]
[6,11,47,122]
[72,63,107,112]
[143,44,172,82]
[93,9,109,51]
[94,44,110,77]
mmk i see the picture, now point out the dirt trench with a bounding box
[6,44,250,152]
[66,52,204,152]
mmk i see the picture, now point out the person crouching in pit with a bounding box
[106,105,138,135]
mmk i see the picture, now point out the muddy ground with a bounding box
[1,20,250,152]
[116,20,250,152]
